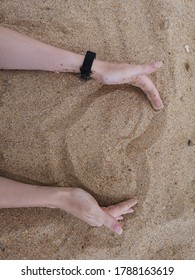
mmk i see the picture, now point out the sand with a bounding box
[0,0,194,259]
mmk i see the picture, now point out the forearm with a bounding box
[0,176,66,209]
[0,26,104,75]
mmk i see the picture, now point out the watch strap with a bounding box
[80,51,96,80]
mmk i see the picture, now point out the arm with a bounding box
[0,26,164,110]
[0,26,104,76]
[0,176,58,208]
[0,176,137,234]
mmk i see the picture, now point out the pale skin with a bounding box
[0,27,164,234]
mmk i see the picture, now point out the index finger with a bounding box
[130,74,164,110]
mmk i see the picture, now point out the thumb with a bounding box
[102,210,123,235]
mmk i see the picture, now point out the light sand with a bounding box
[0,0,194,259]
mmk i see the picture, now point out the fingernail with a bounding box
[155,101,164,110]
[114,224,123,235]
[131,198,138,204]
[154,61,163,68]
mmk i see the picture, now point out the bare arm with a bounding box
[0,26,104,75]
[0,26,164,109]
[0,176,137,234]
[0,176,59,208]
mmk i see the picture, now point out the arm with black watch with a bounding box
[0,26,163,110]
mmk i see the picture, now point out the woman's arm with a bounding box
[0,176,59,208]
[0,26,164,110]
[0,26,104,75]
[0,176,137,234]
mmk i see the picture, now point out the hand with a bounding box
[0,27,163,110]
[92,61,164,110]
[56,187,137,234]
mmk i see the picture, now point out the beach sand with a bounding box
[0,0,194,259]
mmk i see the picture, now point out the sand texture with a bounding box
[0,0,194,259]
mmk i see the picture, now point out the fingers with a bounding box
[103,198,137,218]
[117,216,124,220]
[132,61,163,76]
[115,198,138,210]
[130,74,164,110]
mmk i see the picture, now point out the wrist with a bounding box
[64,51,106,79]
[49,187,72,210]
[91,59,106,82]
[59,49,106,82]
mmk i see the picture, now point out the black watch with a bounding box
[80,51,96,81]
